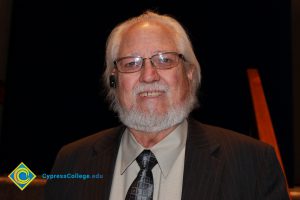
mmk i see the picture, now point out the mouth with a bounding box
[138,91,165,97]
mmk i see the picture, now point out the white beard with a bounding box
[113,82,196,133]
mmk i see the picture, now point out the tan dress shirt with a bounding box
[109,120,187,200]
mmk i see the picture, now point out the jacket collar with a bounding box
[92,126,126,155]
[181,118,224,200]
[88,126,125,200]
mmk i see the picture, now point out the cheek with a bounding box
[117,75,138,104]
[177,79,190,99]
[166,71,190,102]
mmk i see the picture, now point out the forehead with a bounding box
[118,21,178,56]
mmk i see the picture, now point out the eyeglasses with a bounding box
[113,52,185,73]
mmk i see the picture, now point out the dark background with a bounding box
[0,0,293,186]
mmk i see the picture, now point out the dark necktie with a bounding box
[125,150,158,200]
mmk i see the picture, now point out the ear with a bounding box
[186,64,195,82]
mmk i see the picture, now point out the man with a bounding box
[45,11,290,200]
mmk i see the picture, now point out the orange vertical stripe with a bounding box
[247,68,287,179]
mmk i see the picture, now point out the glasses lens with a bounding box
[117,57,143,72]
[115,52,183,73]
[152,53,179,69]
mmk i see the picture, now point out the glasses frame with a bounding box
[113,51,186,73]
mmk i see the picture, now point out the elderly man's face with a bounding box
[115,22,194,132]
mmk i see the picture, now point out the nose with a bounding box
[139,59,160,83]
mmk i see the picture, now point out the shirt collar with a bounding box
[120,120,187,177]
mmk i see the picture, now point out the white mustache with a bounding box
[133,82,169,95]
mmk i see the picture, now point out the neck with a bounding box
[129,124,179,148]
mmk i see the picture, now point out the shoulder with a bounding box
[187,119,289,199]
[56,126,124,162]
[188,118,272,152]
[187,118,278,174]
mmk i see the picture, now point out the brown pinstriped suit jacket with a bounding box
[45,119,289,200]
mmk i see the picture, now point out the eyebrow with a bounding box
[119,50,177,57]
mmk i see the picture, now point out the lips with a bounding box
[138,91,164,97]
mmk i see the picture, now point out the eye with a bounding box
[121,57,142,68]
[158,54,174,65]
[115,56,144,72]
[124,61,138,68]
[160,57,171,63]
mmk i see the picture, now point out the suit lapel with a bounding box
[81,126,125,200]
[181,119,224,200]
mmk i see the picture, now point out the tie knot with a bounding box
[136,150,157,170]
